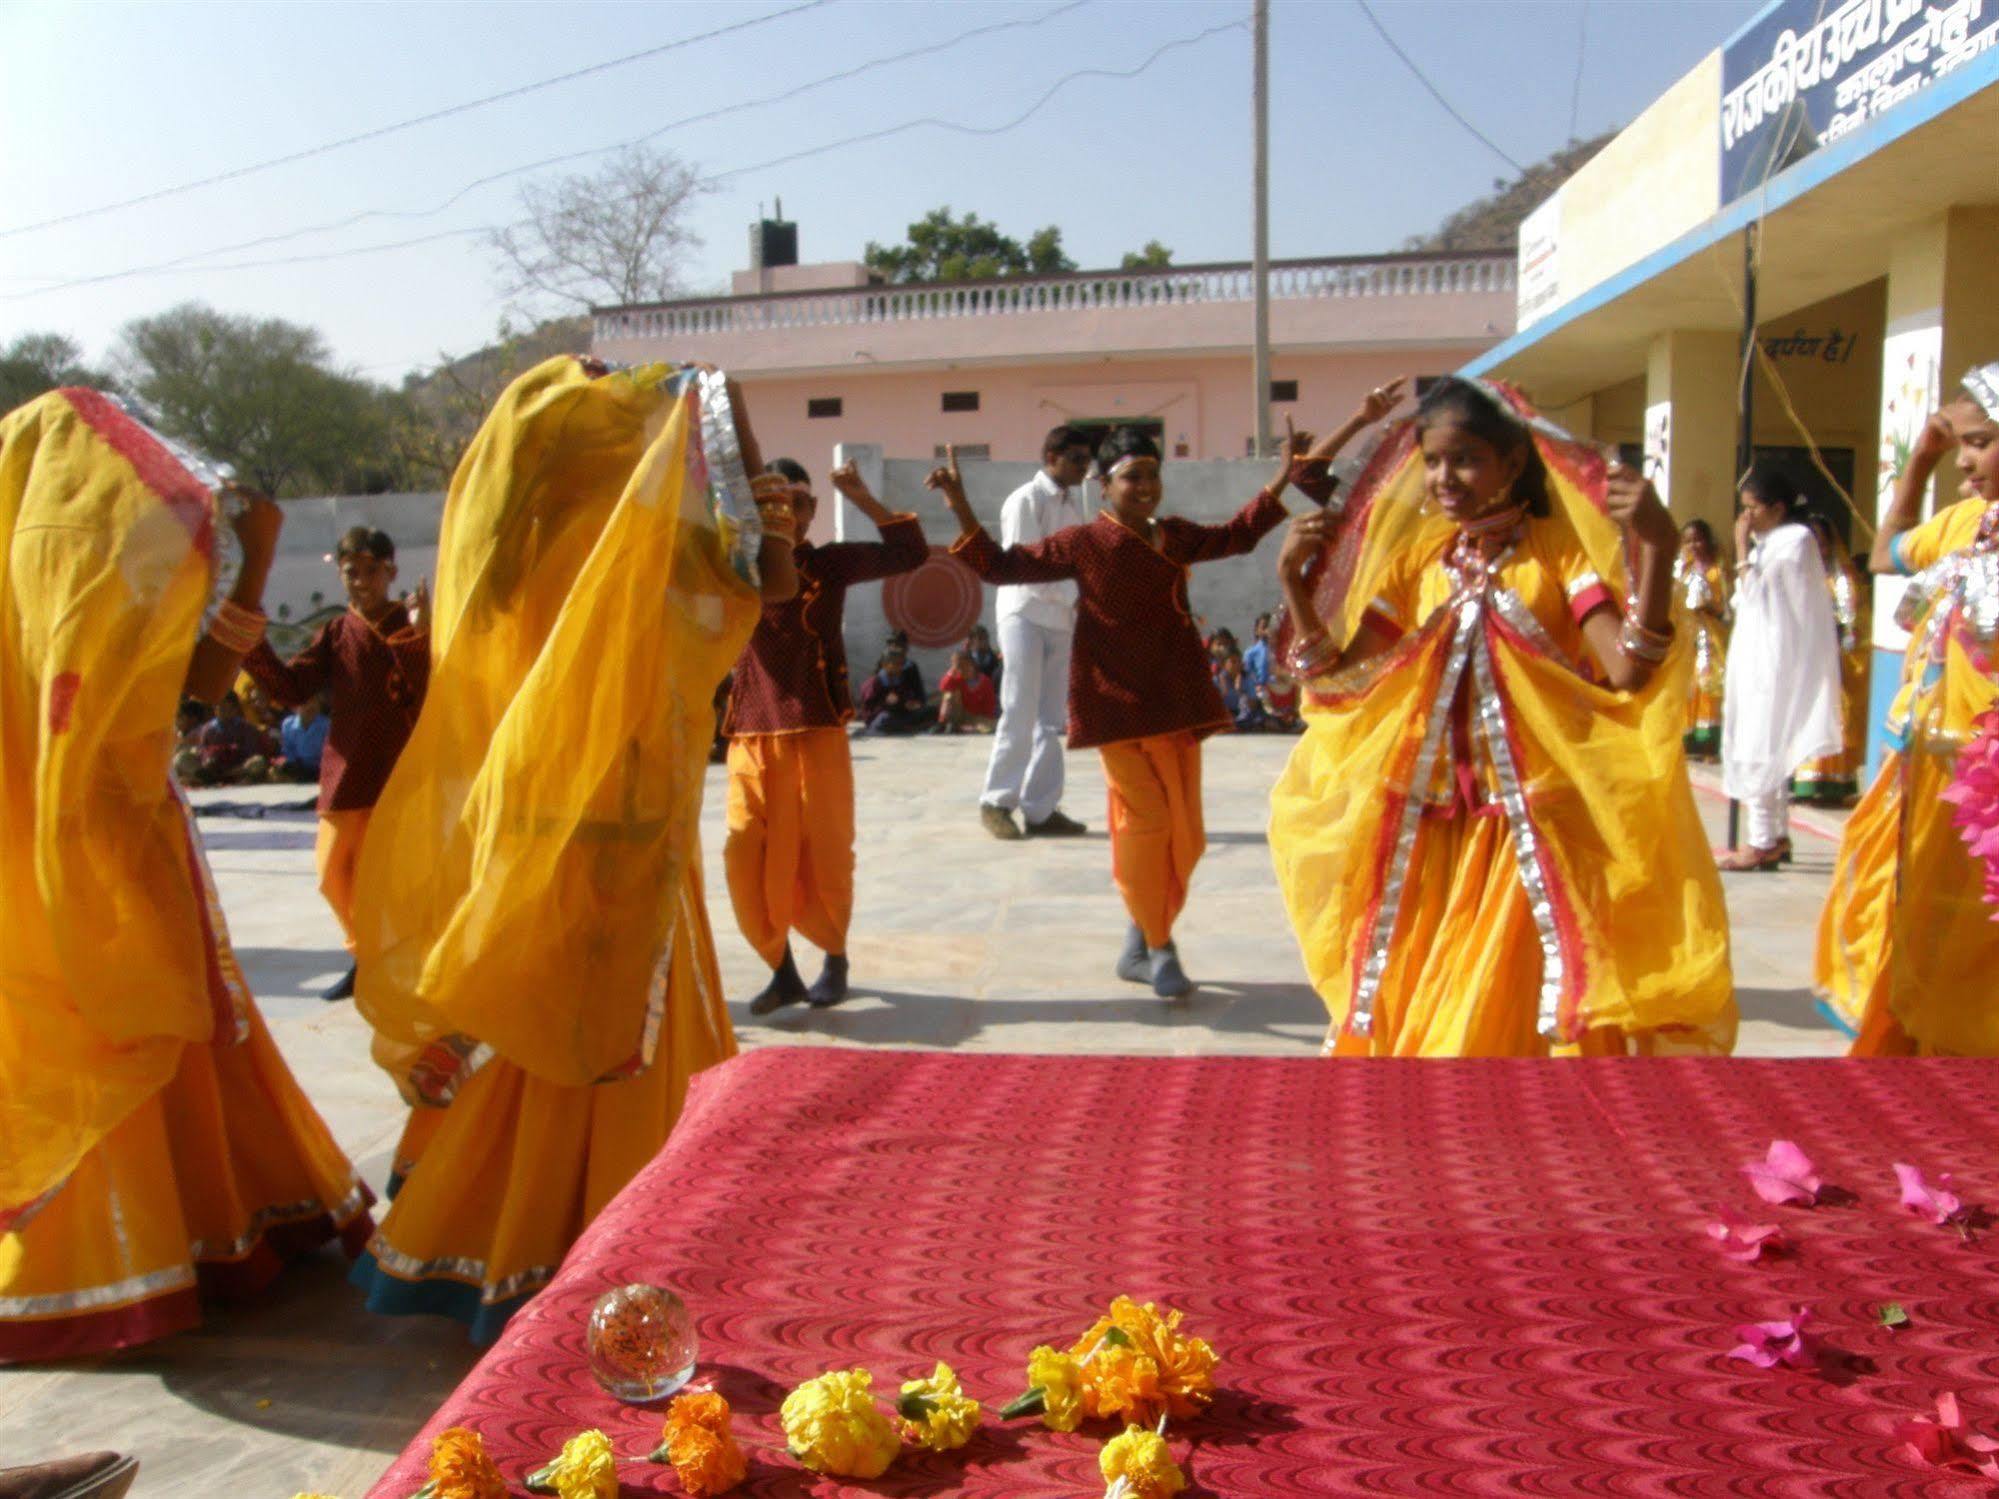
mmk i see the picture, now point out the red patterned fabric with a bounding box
[367,1051,1999,1497]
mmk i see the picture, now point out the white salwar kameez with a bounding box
[1721,521,1844,846]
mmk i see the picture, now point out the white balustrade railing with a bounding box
[594,255,1514,344]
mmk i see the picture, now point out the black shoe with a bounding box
[1148,943,1193,998]
[1114,923,1151,984]
[321,963,356,1002]
[807,954,851,1009]
[747,947,809,1016]
[1025,808,1088,838]
[0,1452,139,1499]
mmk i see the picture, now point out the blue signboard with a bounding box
[1721,0,1996,203]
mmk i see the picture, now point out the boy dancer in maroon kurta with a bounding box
[724,458,927,1013]
[243,526,429,1000]
[928,428,1300,996]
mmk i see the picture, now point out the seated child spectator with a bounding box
[964,623,1003,695]
[1242,612,1274,687]
[274,692,331,782]
[1260,669,1303,733]
[1206,627,1239,675]
[1215,650,1264,732]
[935,648,999,733]
[191,691,274,784]
[858,643,929,734]
[171,696,209,783]
[236,671,281,737]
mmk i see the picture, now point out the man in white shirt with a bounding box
[979,425,1096,839]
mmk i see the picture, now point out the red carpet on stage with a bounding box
[366,1050,1999,1496]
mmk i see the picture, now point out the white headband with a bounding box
[1964,363,1999,422]
[1106,454,1150,479]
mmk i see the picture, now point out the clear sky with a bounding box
[0,0,1763,384]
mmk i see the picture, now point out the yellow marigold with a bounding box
[1027,1345,1085,1432]
[661,1392,747,1496]
[1072,1297,1216,1424]
[895,1361,981,1451]
[779,1368,899,1479]
[541,1430,618,1499]
[1099,1426,1186,1499]
[426,1426,505,1499]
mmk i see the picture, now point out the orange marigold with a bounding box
[427,1426,506,1499]
[1070,1297,1217,1426]
[662,1391,747,1496]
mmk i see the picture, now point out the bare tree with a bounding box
[487,144,709,313]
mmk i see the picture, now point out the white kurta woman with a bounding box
[1719,466,1843,870]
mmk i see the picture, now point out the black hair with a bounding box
[1413,377,1551,517]
[336,525,395,561]
[176,696,207,724]
[768,457,811,486]
[886,628,909,649]
[1680,518,1717,548]
[1741,463,1799,516]
[1042,424,1093,459]
[1094,425,1162,478]
[219,690,241,709]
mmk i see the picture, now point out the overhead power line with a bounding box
[1567,0,1591,142]
[4,12,1239,305]
[0,0,833,242]
[12,0,1095,286]
[1352,0,1525,175]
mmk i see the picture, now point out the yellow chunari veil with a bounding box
[1272,384,1732,1046]
[352,357,760,1099]
[0,389,223,1218]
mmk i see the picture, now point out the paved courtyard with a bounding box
[0,736,1851,1494]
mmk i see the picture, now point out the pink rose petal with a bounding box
[1728,1307,1816,1370]
[1741,1140,1821,1206]
[1894,1163,1966,1226]
[1896,1392,1999,1479]
[1707,1211,1785,1261]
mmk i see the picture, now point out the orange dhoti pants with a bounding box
[724,728,855,967]
[1100,731,1206,949]
[315,808,371,952]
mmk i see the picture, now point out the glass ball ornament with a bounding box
[586,1283,697,1402]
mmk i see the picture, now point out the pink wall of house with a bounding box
[732,346,1494,472]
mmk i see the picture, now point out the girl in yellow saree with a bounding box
[1674,519,1729,759]
[0,389,369,1360]
[1269,378,1735,1057]
[347,357,795,1339]
[1816,364,1999,1056]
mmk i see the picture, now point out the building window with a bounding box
[941,390,980,413]
[934,444,990,461]
[807,397,842,419]
[1269,380,1299,403]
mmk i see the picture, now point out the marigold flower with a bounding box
[1027,1345,1085,1431]
[1071,1297,1216,1425]
[526,1430,617,1499]
[423,1427,505,1499]
[895,1362,981,1451]
[655,1391,746,1496]
[779,1369,899,1479]
[1099,1426,1186,1498]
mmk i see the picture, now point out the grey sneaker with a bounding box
[980,804,1024,841]
[1114,923,1150,983]
[1024,808,1088,837]
[1148,943,1194,998]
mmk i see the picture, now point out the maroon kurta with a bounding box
[951,490,1289,750]
[242,604,428,812]
[725,516,927,735]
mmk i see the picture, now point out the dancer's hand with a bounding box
[406,578,430,631]
[1351,376,1407,429]
[1605,461,1672,544]
[225,486,282,563]
[1913,409,1959,471]
[829,460,870,502]
[1278,508,1337,587]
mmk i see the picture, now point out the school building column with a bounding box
[1643,329,1738,543]
[1865,205,1999,775]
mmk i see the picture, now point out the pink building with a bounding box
[592,233,1517,470]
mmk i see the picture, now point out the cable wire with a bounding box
[1567,0,1590,143]
[1352,0,1524,174]
[0,0,832,241]
[4,13,1238,304]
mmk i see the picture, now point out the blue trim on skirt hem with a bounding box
[349,1250,527,1344]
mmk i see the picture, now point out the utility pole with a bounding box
[1251,0,1272,458]
[1728,220,1759,852]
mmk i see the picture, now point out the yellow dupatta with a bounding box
[0,389,225,1219]
[352,358,761,1100]
[1271,383,1732,1046]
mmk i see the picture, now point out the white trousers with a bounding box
[981,614,1071,823]
[1742,787,1790,848]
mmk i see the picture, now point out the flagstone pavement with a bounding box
[0,736,1851,1494]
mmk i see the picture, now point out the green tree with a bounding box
[864,208,1077,283]
[0,332,116,412]
[114,303,403,496]
[1120,241,1174,270]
